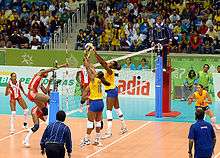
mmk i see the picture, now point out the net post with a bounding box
[49,61,60,124]
[155,54,163,118]
[49,91,59,124]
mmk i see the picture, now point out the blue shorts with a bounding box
[195,106,210,111]
[89,99,104,112]
[105,87,118,98]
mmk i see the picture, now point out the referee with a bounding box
[40,111,72,158]
[188,108,216,158]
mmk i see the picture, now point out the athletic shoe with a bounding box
[10,128,15,134]
[101,132,112,139]
[23,122,28,129]
[120,127,128,135]
[23,140,30,148]
[80,138,91,148]
[93,138,103,147]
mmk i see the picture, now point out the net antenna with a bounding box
[61,40,71,111]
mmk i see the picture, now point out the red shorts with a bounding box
[28,91,36,102]
[31,104,48,121]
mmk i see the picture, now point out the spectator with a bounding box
[169,10,180,24]
[188,108,216,158]
[137,58,149,70]
[217,65,220,73]
[197,64,213,92]
[178,32,190,53]
[206,26,218,40]
[20,32,29,49]
[40,111,72,158]
[189,31,202,53]
[75,29,85,50]
[202,34,214,54]
[9,30,20,48]
[198,21,209,36]
[181,69,197,101]
[122,57,136,70]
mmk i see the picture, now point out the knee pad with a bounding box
[96,121,102,128]
[106,110,113,120]
[31,124,39,132]
[87,120,94,129]
[115,108,123,117]
[41,107,48,116]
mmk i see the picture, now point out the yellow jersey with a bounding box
[89,78,103,100]
[194,90,208,107]
[104,69,115,90]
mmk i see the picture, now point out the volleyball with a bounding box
[84,43,94,52]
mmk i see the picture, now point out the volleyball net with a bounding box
[58,46,159,119]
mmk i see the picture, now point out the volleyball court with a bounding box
[1,47,220,158]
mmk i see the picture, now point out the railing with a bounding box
[48,1,88,50]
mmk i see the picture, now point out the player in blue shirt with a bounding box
[188,108,216,158]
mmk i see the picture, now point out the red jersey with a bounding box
[81,66,90,85]
[28,74,42,92]
[8,80,21,100]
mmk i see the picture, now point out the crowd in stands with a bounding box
[76,0,220,53]
[0,0,82,49]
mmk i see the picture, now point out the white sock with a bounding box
[85,134,90,140]
[25,130,33,143]
[23,109,29,124]
[10,111,16,130]
[96,133,101,141]
[107,121,112,134]
[120,117,126,128]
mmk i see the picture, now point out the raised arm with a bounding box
[97,71,110,86]
[84,58,96,80]
[94,51,113,75]
[39,63,68,75]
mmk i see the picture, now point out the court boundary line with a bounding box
[0,109,80,143]
[86,121,152,158]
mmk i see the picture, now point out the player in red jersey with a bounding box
[5,72,29,134]
[23,78,52,147]
[27,63,68,114]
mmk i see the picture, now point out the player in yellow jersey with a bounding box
[80,58,110,147]
[188,84,219,129]
[94,49,128,139]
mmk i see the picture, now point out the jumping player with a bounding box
[27,63,68,113]
[188,84,219,130]
[94,49,128,139]
[5,72,29,134]
[80,58,110,147]
[23,78,52,147]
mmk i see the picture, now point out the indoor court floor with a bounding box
[1,96,220,158]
